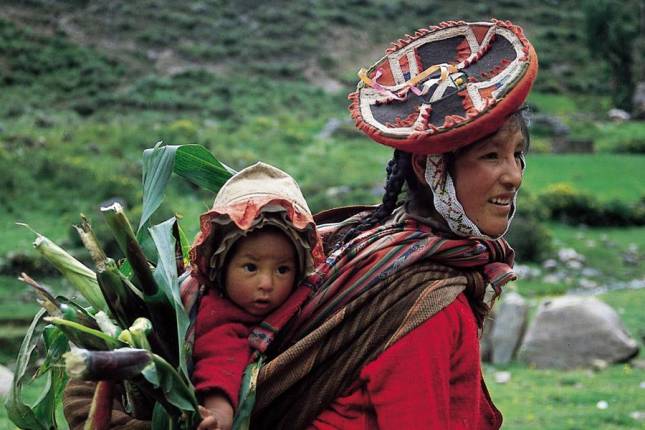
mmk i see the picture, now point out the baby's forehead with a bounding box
[230,228,297,259]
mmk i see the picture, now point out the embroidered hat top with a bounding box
[349,19,537,154]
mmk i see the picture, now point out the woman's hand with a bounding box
[197,394,234,430]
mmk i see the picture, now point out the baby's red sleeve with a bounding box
[191,291,260,409]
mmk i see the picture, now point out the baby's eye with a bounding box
[243,263,257,272]
[514,150,525,159]
[277,265,292,275]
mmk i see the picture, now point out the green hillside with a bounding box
[0,2,644,428]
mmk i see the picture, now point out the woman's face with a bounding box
[452,116,526,237]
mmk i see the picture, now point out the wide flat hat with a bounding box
[349,19,538,154]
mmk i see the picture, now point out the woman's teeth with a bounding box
[490,198,511,205]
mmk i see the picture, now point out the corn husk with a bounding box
[32,232,108,313]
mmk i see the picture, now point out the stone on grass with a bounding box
[490,291,528,364]
[0,364,14,397]
[633,82,645,119]
[518,296,639,369]
[480,309,495,362]
[607,108,631,121]
[494,371,511,384]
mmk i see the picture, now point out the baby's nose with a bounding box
[258,273,274,291]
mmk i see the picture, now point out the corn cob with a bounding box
[65,348,152,381]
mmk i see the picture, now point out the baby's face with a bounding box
[224,229,297,316]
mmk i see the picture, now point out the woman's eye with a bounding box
[482,152,498,160]
[514,151,524,159]
[243,263,257,272]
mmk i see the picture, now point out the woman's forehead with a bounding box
[467,117,526,151]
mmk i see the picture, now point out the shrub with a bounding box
[611,138,645,154]
[505,191,553,263]
[538,183,645,226]
[505,214,553,263]
[539,183,599,225]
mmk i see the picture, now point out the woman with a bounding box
[249,19,537,429]
[64,18,537,430]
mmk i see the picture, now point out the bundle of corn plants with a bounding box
[5,144,235,429]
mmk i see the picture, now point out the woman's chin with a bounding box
[478,220,510,238]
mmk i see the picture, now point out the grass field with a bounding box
[523,154,644,203]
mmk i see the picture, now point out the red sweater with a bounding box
[310,293,502,429]
[191,291,262,409]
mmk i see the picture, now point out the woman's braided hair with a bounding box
[339,149,414,245]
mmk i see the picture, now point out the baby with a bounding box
[185,162,323,430]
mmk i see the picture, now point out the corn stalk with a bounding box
[7,144,232,430]
[101,203,179,366]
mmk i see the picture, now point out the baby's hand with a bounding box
[197,395,234,430]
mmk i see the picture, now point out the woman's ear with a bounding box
[411,153,427,186]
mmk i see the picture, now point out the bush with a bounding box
[539,183,599,225]
[611,138,645,154]
[505,215,553,263]
[538,183,645,226]
[505,192,553,263]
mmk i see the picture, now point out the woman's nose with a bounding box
[501,157,523,189]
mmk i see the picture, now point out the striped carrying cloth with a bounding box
[251,214,516,429]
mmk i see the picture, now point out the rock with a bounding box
[494,371,511,384]
[590,358,608,371]
[581,267,601,278]
[558,248,585,264]
[542,259,558,270]
[631,359,645,370]
[491,291,528,364]
[578,278,599,289]
[607,108,631,122]
[514,264,542,280]
[552,137,594,153]
[317,118,345,139]
[630,411,645,421]
[632,82,645,119]
[531,114,570,136]
[324,186,350,198]
[480,308,496,362]
[518,296,640,369]
[0,364,14,397]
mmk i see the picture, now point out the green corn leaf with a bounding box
[149,217,192,377]
[151,402,174,430]
[31,363,66,430]
[175,221,191,270]
[233,357,264,430]
[139,142,177,233]
[37,325,70,377]
[174,144,235,193]
[45,317,124,350]
[142,353,198,414]
[5,308,51,429]
[138,143,235,234]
